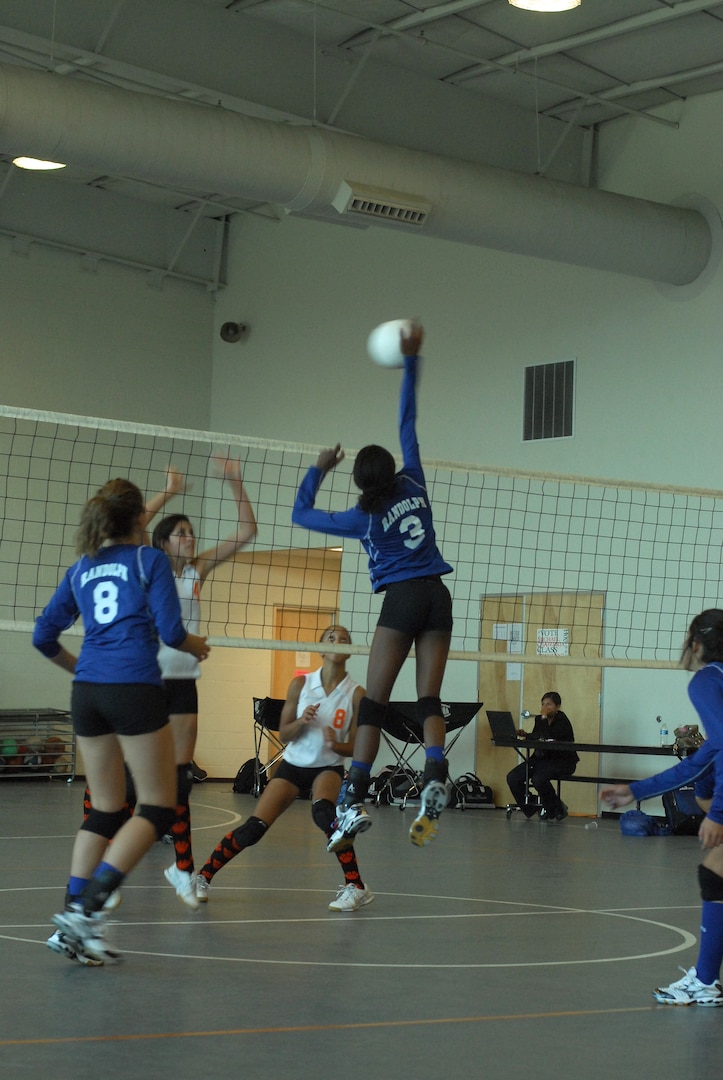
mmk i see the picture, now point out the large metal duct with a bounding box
[0,62,713,286]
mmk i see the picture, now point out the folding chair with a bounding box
[376,701,483,809]
[251,697,286,797]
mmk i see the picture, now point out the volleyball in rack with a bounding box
[366,318,417,368]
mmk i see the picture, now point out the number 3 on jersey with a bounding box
[400,514,425,550]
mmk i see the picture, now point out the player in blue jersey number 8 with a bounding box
[33,478,209,965]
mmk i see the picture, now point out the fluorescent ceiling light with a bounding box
[12,156,67,171]
[509,1,581,10]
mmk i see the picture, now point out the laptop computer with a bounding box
[486,710,518,741]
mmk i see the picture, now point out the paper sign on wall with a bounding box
[536,628,569,656]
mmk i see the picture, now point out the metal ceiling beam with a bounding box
[447,0,723,88]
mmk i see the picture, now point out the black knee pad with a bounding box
[80,807,129,840]
[177,762,194,800]
[232,816,268,848]
[312,798,337,834]
[357,697,387,730]
[417,696,442,726]
[136,803,176,840]
[698,864,723,901]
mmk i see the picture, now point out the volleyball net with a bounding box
[2,403,722,669]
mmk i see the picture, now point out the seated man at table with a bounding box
[506,692,578,822]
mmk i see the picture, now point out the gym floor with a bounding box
[2,780,721,1079]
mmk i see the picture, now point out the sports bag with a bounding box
[450,773,495,809]
[233,758,261,794]
[673,725,705,757]
[662,785,704,835]
[370,765,420,804]
[619,809,671,837]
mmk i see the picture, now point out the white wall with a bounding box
[0,238,214,426]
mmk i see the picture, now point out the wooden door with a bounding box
[477,592,603,815]
[271,605,337,700]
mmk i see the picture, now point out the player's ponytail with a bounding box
[683,608,723,664]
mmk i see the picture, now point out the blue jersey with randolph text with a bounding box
[630,663,723,826]
[33,544,187,684]
[292,355,452,593]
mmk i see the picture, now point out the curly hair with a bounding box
[76,478,145,556]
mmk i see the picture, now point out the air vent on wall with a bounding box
[332,181,431,227]
[523,359,575,441]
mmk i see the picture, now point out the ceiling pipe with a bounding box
[0,63,713,286]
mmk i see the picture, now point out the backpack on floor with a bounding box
[370,765,420,804]
[450,773,495,809]
[233,758,260,794]
[662,785,704,835]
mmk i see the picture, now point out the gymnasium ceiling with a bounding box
[1,0,723,287]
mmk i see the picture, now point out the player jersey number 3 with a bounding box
[400,514,425,550]
[93,580,119,624]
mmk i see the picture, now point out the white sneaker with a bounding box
[328,883,375,911]
[195,876,210,903]
[653,967,723,1006]
[164,864,200,911]
[103,889,122,912]
[326,804,372,853]
[46,928,104,966]
[409,780,448,847]
[52,907,121,964]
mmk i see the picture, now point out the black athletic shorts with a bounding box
[274,759,344,795]
[164,678,199,715]
[377,576,453,635]
[72,682,169,738]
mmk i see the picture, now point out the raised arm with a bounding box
[141,466,186,537]
[292,446,366,539]
[398,324,424,476]
[194,455,257,584]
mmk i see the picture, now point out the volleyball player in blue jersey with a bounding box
[292,323,454,849]
[602,608,723,1007]
[33,478,209,964]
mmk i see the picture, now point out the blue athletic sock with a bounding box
[425,746,445,764]
[95,860,120,877]
[696,901,723,985]
[350,760,371,775]
[67,875,88,900]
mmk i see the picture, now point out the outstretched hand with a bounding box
[316,444,345,473]
[600,784,634,809]
[164,467,186,496]
[400,322,424,357]
[212,454,243,485]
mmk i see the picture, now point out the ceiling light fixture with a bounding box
[509,0,581,11]
[12,156,67,171]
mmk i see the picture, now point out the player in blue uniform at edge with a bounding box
[33,478,209,965]
[602,608,723,1007]
[292,322,454,849]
